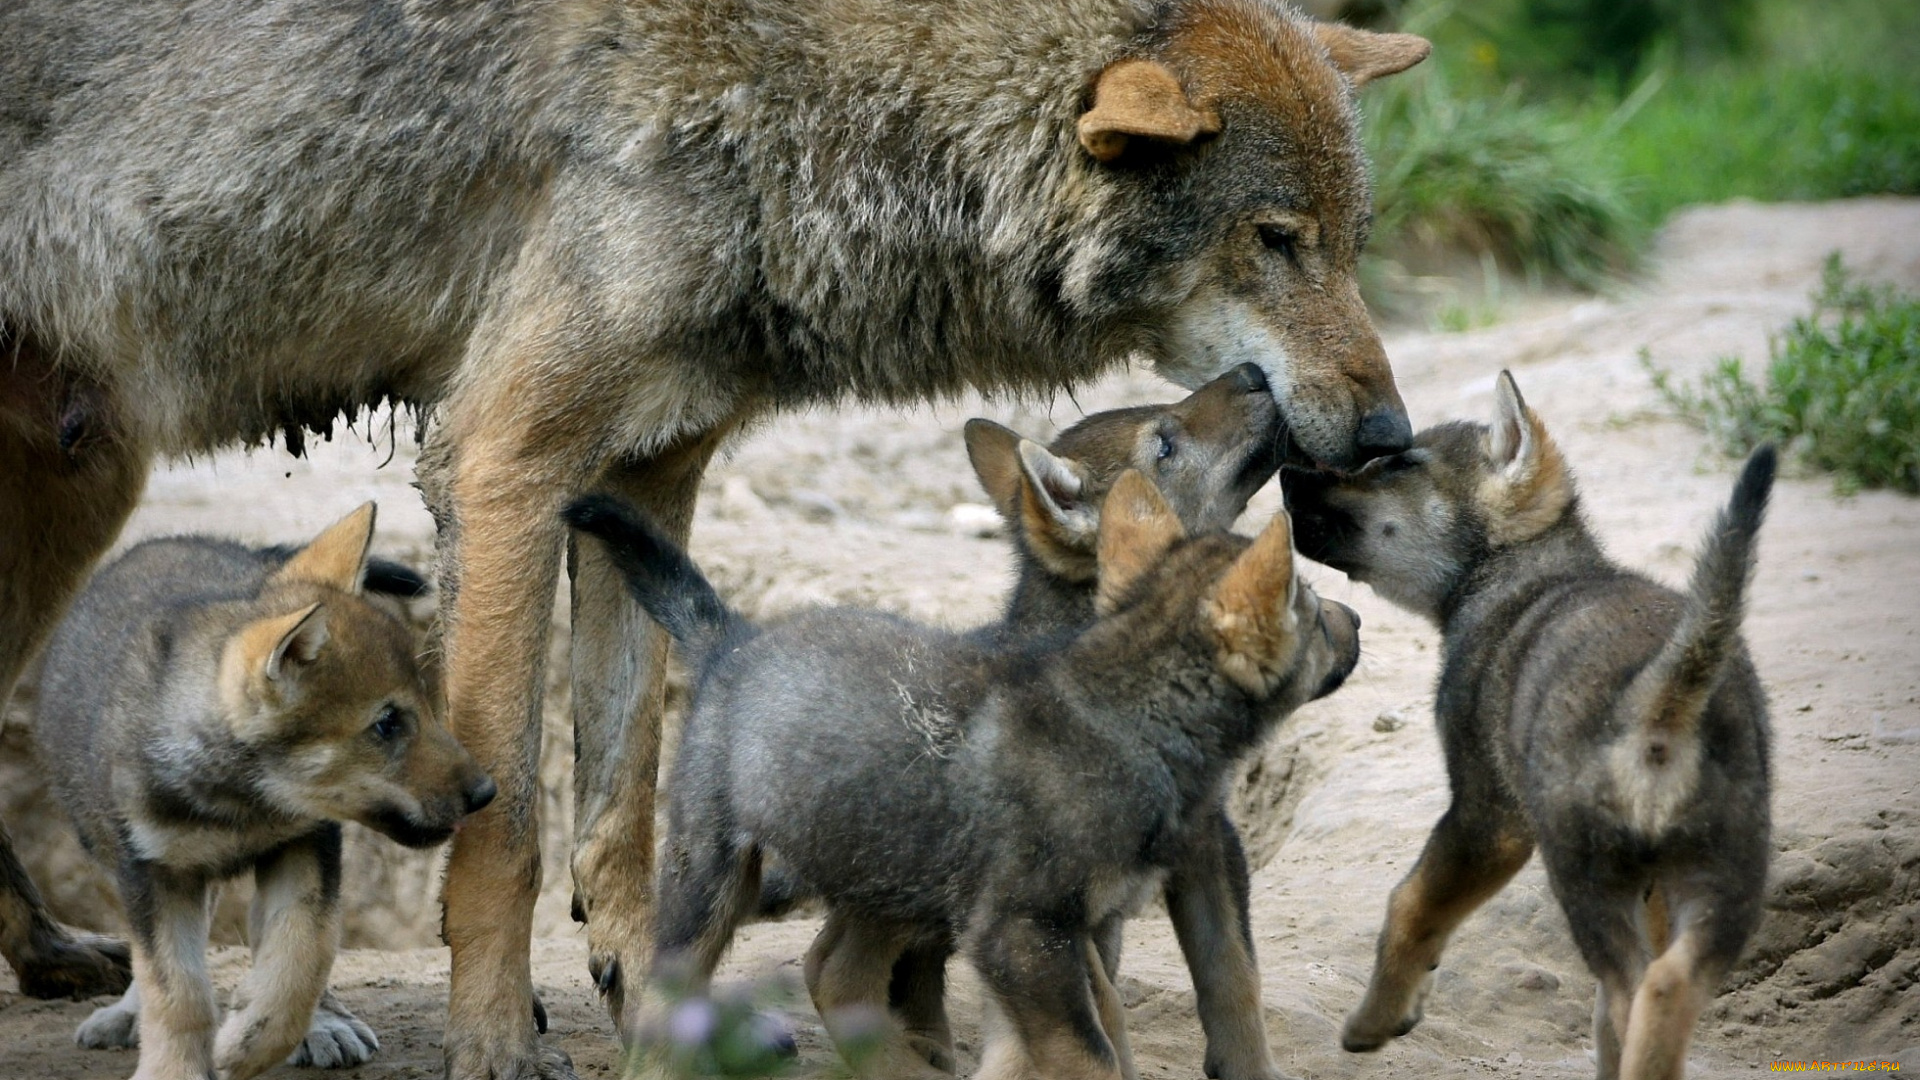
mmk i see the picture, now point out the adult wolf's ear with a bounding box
[1096,470,1186,613]
[1480,370,1572,544]
[1079,59,1221,163]
[1312,24,1432,88]
[1207,510,1303,693]
[273,502,377,593]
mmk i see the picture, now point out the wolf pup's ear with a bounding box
[1206,510,1301,693]
[1096,470,1186,614]
[274,502,377,593]
[964,419,1025,515]
[1016,438,1100,551]
[227,600,331,693]
[1480,370,1572,544]
[1079,59,1220,163]
[1312,24,1432,88]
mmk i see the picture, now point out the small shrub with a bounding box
[1364,63,1640,289]
[1647,255,1920,494]
[625,969,802,1079]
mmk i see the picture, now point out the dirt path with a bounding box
[4,198,1917,1078]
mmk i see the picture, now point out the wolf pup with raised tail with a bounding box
[1283,371,1774,1080]
[797,362,1292,1077]
[35,505,496,1080]
[567,473,1358,1080]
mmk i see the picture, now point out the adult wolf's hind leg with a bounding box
[0,341,146,999]
[1342,805,1533,1053]
[567,421,740,1034]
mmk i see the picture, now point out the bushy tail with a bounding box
[561,494,744,666]
[1612,444,1775,833]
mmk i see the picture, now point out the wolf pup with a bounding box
[799,362,1293,1077]
[1283,372,1774,1080]
[35,504,496,1080]
[566,472,1358,1080]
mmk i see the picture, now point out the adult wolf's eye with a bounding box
[1257,224,1299,264]
[370,706,407,742]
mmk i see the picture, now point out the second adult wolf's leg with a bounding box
[567,424,738,1033]
[0,343,146,998]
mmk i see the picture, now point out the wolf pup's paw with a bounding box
[1344,976,1436,1053]
[76,993,141,1049]
[287,992,379,1069]
[17,926,133,1000]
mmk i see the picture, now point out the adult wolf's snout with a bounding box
[1357,406,1413,458]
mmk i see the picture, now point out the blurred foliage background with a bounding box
[1337,0,1920,318]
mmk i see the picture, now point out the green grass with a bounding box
[1364,63,1641,290]
[1357,0,1920,303]
[1585,61,1920,224]
[1647,255,1920,494]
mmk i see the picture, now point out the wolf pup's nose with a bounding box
[464,775,498,814]
[1355,407,1413,458]
[1231,362,1270,396]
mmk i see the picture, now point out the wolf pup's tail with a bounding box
[1612,444,1776,835]
[562,494,746,667]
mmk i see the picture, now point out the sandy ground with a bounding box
[3,197,1917,1079]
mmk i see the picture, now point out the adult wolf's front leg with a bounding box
[427,345,610,1080]
[567,423,738,1035]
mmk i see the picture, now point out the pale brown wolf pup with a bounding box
[564,473,1359,1080]
[35,505,496,1080]
[1282,372,1775,1080]
[794,362,1295,1077]
[2,1,1426,1071]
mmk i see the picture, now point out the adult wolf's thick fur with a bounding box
[1,1,1425,1073]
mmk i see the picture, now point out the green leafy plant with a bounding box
[1647,254,1920,494]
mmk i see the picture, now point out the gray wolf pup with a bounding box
[1282,372,1774,1080]
[3,1,1424,1070]
[796,362,1293,1077]
[35,505,496,1080]
[565,472,1359,1080]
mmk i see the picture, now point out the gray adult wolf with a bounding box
[0,1,1426,1073]
[1283,373,1775,1080]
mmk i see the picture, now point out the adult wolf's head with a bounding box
[1068,0,1428,470]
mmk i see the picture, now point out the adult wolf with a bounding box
[1,0,1426,1075]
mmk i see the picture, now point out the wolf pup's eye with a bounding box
[1257,223,1299,264]
[1157,431,1176,460]
[370,706,407,742]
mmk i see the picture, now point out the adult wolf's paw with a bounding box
[446,1033,577,1080]
[17,926,133,1000]
[288,992,379,1069]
